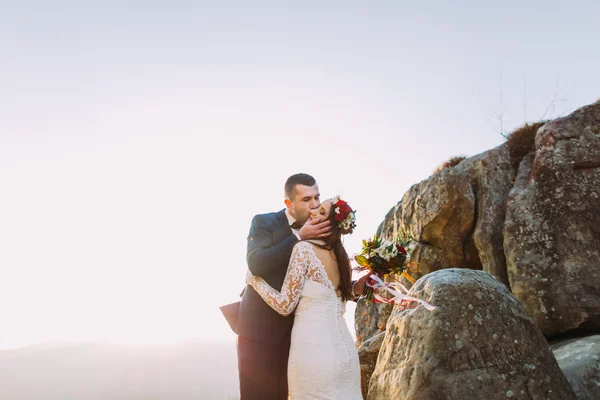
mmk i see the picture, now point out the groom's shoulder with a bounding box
[250,209,285,225]
[252,209,285,221]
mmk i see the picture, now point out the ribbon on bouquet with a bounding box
[366,275,436,310]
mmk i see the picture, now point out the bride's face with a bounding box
[309,200,332,223]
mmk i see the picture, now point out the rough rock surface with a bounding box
[468,144,516,285]
[551,335,600,400]
[358,331,386,400]
[401,171,476,274]
[368,269,576,400]
[355,298,393,348]
[504,103,600,336]
[376,200,402,239]
[400,143,516,286]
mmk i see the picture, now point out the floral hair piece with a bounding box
[332,195,356,235]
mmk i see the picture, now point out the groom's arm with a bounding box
[247,214,298,277]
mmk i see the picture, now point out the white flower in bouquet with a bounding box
[373,239,398,261]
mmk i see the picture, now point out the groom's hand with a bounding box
[298,218,331,240]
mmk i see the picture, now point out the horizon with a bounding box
[0,336,238,351]
[1,1,599,351]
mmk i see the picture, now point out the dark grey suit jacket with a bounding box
[237,209,299,345]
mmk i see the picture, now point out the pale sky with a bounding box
[1,1,598,349]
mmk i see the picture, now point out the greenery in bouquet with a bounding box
[354,229,417,303]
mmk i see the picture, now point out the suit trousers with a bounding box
[238,332,291,400]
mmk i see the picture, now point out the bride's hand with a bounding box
[352,271,373,297]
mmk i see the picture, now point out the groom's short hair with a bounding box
[285,173,316,199]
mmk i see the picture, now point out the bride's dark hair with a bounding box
[311,202,353,301]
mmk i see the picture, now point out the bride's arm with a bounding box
[248,242,311,316]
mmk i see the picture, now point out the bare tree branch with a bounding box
[538,73,573,122]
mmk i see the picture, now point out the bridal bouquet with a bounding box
[354,231,435,310]
[355,234,412,280]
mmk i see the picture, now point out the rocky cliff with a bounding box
[357,100,600,399]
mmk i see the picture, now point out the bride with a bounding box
[247,196,363,400]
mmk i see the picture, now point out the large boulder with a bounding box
[551,335,600,400]
[368,269,576,400]
[402,171,476,274]
[400,143,516,286]
[359,145,519,394]
[376,200,402,239]
[504,102,600,336]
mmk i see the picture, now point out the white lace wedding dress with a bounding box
[249,241,363,400]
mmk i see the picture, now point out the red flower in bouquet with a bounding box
[396,244,407,255]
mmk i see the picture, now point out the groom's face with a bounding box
[286,184,320,224]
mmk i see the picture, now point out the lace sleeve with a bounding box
[249,242,311,316]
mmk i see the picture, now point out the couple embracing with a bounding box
[236,173,371,400]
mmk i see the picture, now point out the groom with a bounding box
[237,173,369,400]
